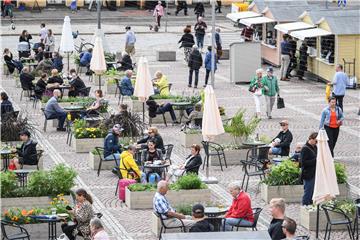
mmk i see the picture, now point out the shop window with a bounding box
[320,35,335,63]
[305,37,317,57]
[264,22,277,46]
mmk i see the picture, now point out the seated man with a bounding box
[120,70,134,96]
[153,71,170,97]
[137,127,165,153]
[184,103,202,129]
[52,52,63,72]
[20,67,35,91]
[268,198,286,240]
[44,89,67,131]
[120,145,146,183]
[68,69,87,97]
[153,180,195,229]
[223,182,254,231]
[167,144,202,182]
[47,69,64,85]
[117,51,133,71]
[79,48,93,75]
[146,96,179,124]
[290,142,303,162]
[269,120,293,156]
[11,130,38,169]
[104,124,123,162]
[34,54,53,74]
[189,204,213,232]
[281,217,297,240]
[35,47,44,62]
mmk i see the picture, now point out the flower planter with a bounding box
[4,222,62,239]
[72,136,104,153]
[261,183,349,203]
[105,83,117,94]
[299,206,356,231]
[211,148,249,166]
[125,187,211,210]
[88,152,116,170]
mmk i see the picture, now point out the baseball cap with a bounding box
[267,67,273,72]
[280,120,289,125]
[112,124,124,134]
[19,129,31,137]
[192,204,205,214]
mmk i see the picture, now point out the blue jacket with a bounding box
[319,106,344,129]
[80,52,92,66]
[44,96,66,117]
[104,131,121,158]
[120,76,134,96]
[204,51,217,71]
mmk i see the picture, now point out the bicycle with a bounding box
[72,31,94,53]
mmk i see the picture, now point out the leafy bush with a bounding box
[128,183,157,192]
[175,204,193,215]
[335,162,347,184]
[263,160,301,186]
[41,96,95,104]
[73,119,106,139]
[100,112,144,138]
[176,174,205,190]
[224,109,261,139]
[27,170,52,196]
[0,172,18,198]
[1,112,36,142]
[49,164,77,195]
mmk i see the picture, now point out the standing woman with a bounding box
[178,27,195,62]
[153,1,164,28]
[62,188,95,240]
[45,29,55,57]
[319,97,344,157]
[249,69,264,118]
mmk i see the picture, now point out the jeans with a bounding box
[271,147,282,155]
[188,69,199,87]
[333,94,344,112]
[205,69,216,86]
[324,125,340,157]
[196,34,205,49]
[47,112,67,128]
[222,218,253,231]
[157,103,177,122]
[265,96,276,117]
[302,177,315,205]
[156,15,161,27]
[61,223,77,240]
[104,153,121,166]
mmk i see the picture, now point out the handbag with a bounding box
[277,94,285,109]
[248,85,256,93]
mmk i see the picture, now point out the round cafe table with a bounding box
[171,102,193,123]
[242,140,267,160]
[1,149,16,172]
[63,105,85,111]
[143,161,170,179]
[204,207,229,232]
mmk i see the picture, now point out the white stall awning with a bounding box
[290,28,332,40]
[274,22,314,34]
[240,16,275,27]
[226,11,262,22]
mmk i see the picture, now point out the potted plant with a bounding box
[1,112,36,142]
[125,174,211,209]
[72,119,106,153]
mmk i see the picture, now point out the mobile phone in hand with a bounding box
[66,206,73,210]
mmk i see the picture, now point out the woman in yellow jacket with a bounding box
[120,145,147,183]
[153,71,170,97]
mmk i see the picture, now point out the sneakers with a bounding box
[56,127,66,131]
[188,84,192,88]
[173,121,180,124]
[194,86,197,89]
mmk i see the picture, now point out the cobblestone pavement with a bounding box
[1,14,360,240]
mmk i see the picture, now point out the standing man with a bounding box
[330,64,348,111]
[215,28,222,62]
[280,35,290,81]
[175,0,188,16]
[204,46,217,87]
[188,45,203,88]
[268,198,286,240]
[262,67,279,119]
[44,89,67,131]
[39,23,48,44]
[194,17,207,51]
[215,1,222,13]
[125,26,136,57]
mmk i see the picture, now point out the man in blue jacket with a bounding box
[120,70,134,96]
[44,89,67,131]
[104,124,124,163]
[80,48,93,75]
[204,46,217,87]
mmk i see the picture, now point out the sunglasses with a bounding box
[280,123,287,126]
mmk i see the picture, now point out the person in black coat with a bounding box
[1,91,14,121]
[188,45,203,88]
[175,0,187,16]
[52,52,64,72]
[117,52,133,71]
[194,3,205,19]
[300,132,318,206]
[269,120,293,156]
[34,73,48,99]
[146,96,179,124]
[189,204,213,232]
[178,27,195,62]
[68,69,86,97]
[297,40,308,80]
[20,67,35,90]
[3,48,23,74]
[35,47,44,62]
[137,127,165,153]
[47,69,63,85]
[12,130,38,169]
[286,36,297,78]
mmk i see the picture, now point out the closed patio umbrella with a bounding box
[313,129,340,239]
[134,56,154,122]
[59,16,75,74]
[90,36,107,90]
[201,85,224,183]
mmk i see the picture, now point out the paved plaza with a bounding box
[1,3,360,240]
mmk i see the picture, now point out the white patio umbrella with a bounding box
[134,56,154,122]
[59,16,75,74]
[312,129,340,239]
[90,36,107,90]
[201,85,225,183]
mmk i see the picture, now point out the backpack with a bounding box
[148,173,161,184]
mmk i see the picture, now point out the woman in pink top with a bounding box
[153,1,164,27]
[90,218,110,240]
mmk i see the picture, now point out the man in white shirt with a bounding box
[125,26,136,56]
[39,23,48,43]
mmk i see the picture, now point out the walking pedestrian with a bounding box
[178,27,195,62]
[194,3,205,20]
[204,46,217,87]
[280,35,290,81]
[44,29,55,57]
[297,40,308,80]
[125,26,136,57]
[286,36,297,78]
[39,23,48,44]
[249,69,264,118]
[329,64,348,111]
[153,1,164,27]
[175,0,188,16]
[215,28,222,62]
[194,17,207,51]
[261,67,279,119]
[319,97,344,157]
[215,1,222,13]
[188,45,203,88]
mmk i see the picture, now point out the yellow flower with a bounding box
[50,201,54,205]
[53,198,57,201]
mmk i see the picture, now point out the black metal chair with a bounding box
[245,145,271,169]
[181,162,202,176]
[229,207,263,231]
[20,149,44,170]
[66,119,73,146]
[79,86,91,97]
[40,108,57,132]
[1,220,31,240]
[154,212,186,240]
[240,159,266,192]
[201,141,227,171]
[116,83,125,105]
[321,203,354,240]
[95,147,118,177]
[19,86,33,102]
[353,198,360,240]
[164,144,174,164]
[149,112,167,127]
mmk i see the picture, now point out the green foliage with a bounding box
[128,183,157,192]
[49,164,77,195]
[73,54,80,65]
[104,52,116,62]
[3,208,48,224]
[176,174,204,190]
[224,109,261,138]
[335,162,347,184]
[259,135,272,144]
[174,95,201,105]
[100,112,144,138]
[27,170,52,196]
[262,160,301,186]
[175,204,193,215]
[41,96,96,104]
[1,112,36,142]
[0,172,18,198]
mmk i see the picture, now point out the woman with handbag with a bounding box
[249,69,264,118]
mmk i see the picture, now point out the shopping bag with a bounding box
[325,84,331,102]
[277,94,285,109]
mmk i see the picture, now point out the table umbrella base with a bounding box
[201,176,218,184]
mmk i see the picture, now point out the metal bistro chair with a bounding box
[164,144,174,164]
[40,108,57,132]
[19,85,33,102]
[20,149,44,170]
[79,86,91,97]
[154,212,186,240]
[95,147,119,177]
[201,141,227,171]
[66,119,73,146]
[245,145,271,170]
[240,159,266,192]
[116,83,125,105]
[353,198,360,240]
[1,220,31,240]
[229,207,263,231]
[149,111,167,127]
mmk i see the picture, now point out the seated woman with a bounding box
[1,91,14,121]
[137,127,165,153]
[141,140,164,181]
[117,51,133,71]
[167,144,202,182]
[120,145,146,183]
[34,54,53,75]
[81,90,104,118]
[146,96,179,124]
[153,71,170,97]
[62,188,94,240]
[47,69,63,85]
[34,73,48,100]
[11,130,37,169]
[19,67,35,91]
[3,48,23,74]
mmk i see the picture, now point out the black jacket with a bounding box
[119,55,133,71]
[17,140,38,165]
[137,134,165,153]
[300,142,317,180]
[178,33,195,48]
[272,130,293,156]
[20,73,35,90]
[146,99,159,118]
[48,76,63,85]
[70,77,86,96]
[141,149,163,164]
[194,22,207,36]
[189,219,213,232]
[194,3,205,15]
[34,79,47,97]
[185,154,202,174]
[4,53,16,73]
[188,50,203,70]
[1,99,14,116]
[268,218,285,240]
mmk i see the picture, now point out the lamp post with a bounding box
[210,0,216,88]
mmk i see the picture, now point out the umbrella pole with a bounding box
[98,75,101,90]
[142,102,145,123]
[206,141,209,179]
[316,204,320,239]
[67,52,70,74]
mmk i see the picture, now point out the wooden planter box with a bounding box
[5,222,62,239]
[180,132,234,148]
[211,148,248,166]
[88,152,116,170]
[125,187,211,210]
[261,183,349,203]
[72,136,104,153]
[105,83,117,94]
[299,206,356,231]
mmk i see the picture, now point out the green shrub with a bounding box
[49,164,77,195]
[176,174,204,190]
[224,109,261,138]
[27,170,52,196]
[262,160,301,186]
[128,183,157,192]
[175,204,193,215]
[335,162,347,184]
[0,172,18,198]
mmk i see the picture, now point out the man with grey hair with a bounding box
[120,69,134,96]
[222,182,254,231]
[44,89,67,131]
[330,63,348,111]
[188,45,203,88]
[153,180,195,229]
[215,27,222,61]
[90,218,110,240]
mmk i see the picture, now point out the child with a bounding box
[290,142,303,162]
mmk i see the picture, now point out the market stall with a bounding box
[226,11,261,25]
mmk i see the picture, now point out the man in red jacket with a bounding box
[223,182,254,231]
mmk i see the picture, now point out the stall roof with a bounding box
[265,6,313,22]
[290,28,332,40]
[318,16,360,35]
[300,9,360,24]
[240,16,275,27]
[275,22,314,34]
[226,11,262,23]
[249,0,308,12]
